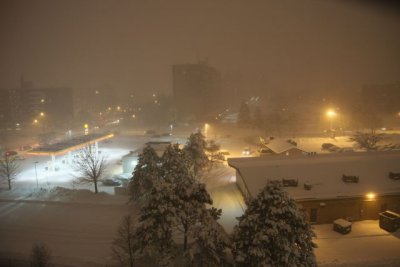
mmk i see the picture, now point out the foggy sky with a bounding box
[1,0,399,98]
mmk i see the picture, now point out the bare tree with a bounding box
[349,131,384,151]
[30,242,52,267]
[74,145,107,194]
[0,152,20,190]
[112,215,137,267]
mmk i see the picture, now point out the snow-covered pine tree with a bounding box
[231,180,317,267]
[184,131,209,176]
[161,143,192,183]
[161,144,215,252]
[129,145,160,201]
[186,207,230,267]
[134,180,178,266]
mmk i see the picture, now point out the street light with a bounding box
[34,161,39,188]
[366,192,376,201]
[84,123,89,135]
[40,112,44,117]
[326,109,337,131]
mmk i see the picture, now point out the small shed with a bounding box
[333,218,352,234]
[379,210,400,232]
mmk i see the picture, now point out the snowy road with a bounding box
[0,198,133,266]
[201,164,246,233]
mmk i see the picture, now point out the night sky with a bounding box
[1,0,399,97]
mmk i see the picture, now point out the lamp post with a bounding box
[34,161,39,188]
[326,109,337,131]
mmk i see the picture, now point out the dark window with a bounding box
[310,208,318,223]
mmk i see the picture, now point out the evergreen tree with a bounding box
[134,180,178,266]
[187,207,230,267]
[238,101,251,127]
[184,131,209,176]
[131,143,228,265]
[231,180,316,267]
[161,144,192,183]
[129,145,160,201]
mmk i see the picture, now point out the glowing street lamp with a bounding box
[33,119,38,124]
[366,192,376,201]
[40,112,44,117]
[326,109,337,131]
[84,123,89,135]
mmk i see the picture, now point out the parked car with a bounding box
[321,143,339,151]
[388,172,400,180]
[342,174,359,183]
[102,178,121,186]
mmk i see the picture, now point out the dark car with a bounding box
[102,179,121,186]
[321,143,339,152]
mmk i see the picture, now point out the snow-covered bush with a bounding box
[231,180,316,267]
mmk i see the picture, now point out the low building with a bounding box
[260,139,307,156]
[228,151,400,224]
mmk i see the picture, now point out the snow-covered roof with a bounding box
[333,218,352,228]
[263,139,305,154]
[228,151,400,200]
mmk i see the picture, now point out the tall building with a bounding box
[172,61,222,120]
[0,78,73,130]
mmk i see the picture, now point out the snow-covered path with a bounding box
[201,164,245,233]
[0,197,133,266]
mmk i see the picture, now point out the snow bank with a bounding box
[0,186,129,205]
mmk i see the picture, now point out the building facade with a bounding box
[0,79,73,129]
[172,61,222,121]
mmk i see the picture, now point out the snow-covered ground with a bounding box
[0,188,134,266]
[315,220,400,266]
[1,131,400,266]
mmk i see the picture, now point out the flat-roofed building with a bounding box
[228,152,400,224]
